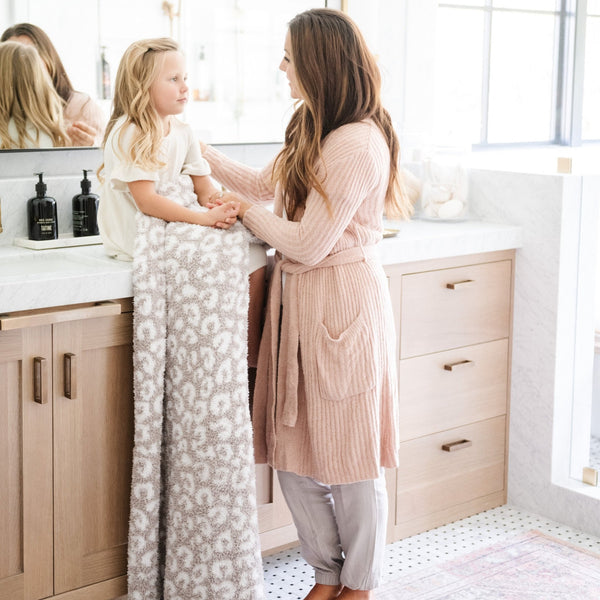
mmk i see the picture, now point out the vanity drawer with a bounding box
[398,339,509,441]
[400,260,512,358]
[396,416,506,524]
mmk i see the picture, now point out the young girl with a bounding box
[0,41,69,149]
[98,37,241,262]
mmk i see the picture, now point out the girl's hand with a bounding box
[208,200,239,229]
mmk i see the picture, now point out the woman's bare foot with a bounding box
[304,583,344,599]
[337,588,373,599]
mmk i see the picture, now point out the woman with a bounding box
[203,9,412,600]
[0,41,69,149]
[1,23,106,146]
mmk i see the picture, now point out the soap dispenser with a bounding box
[72,169,100,237]
[27,172,58,241]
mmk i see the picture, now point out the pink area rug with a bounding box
[377,530,600,599]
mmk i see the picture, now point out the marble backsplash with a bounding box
[0,143,281,245]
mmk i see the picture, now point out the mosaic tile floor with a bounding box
[263,504,600,599]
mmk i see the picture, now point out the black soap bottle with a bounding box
[27,172,58,241]
[72,170,99,237]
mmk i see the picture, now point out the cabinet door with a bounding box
[52,313,133,594]
[256,464,296,553]
[0,327,53,600]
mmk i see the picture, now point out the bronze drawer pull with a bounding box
[446,279,474,290]
[444,359,475,371]
[442,439,472,452]
[64,353,77,399]
[33,356,48,404]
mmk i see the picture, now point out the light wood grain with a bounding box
[0,326,54,600]
[0,301,121,331]
[53,314,133,594]
[400,259,512,358]
[396,416,507,523]
[398,339,509,440]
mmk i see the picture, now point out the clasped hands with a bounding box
[205,189,254,229]
[202,189,240,229]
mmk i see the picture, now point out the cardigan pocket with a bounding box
[315,313,376,401]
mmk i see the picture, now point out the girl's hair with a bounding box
[101,37,179,174]
[0,41,69,149]
[1,23,74,103]
[273,8,412,221]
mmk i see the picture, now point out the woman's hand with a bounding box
[67,121,97,146]
[236,198,253,220]
[206,190,240,209]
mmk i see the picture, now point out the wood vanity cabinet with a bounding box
[0,246,515,598]
[0,300,133,600]
[384,249,514,542]
[0,295,293,600]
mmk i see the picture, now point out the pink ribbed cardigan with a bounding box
[204,120,399,484]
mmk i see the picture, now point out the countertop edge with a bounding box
[0,220,522,314]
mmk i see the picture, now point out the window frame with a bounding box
[437,0,593,148]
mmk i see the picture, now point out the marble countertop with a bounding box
[0,219,522,314]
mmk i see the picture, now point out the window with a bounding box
[582,1,600,139]
[434,1,599,147]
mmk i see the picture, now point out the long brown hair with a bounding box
[273,8,412,221]
[0,42,68,148]
[1,23,74,103]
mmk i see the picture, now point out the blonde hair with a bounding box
[273,9,412,221]
[100,37,179,175]
[0,41,69,149]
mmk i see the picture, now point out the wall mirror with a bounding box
[1,0,329,150]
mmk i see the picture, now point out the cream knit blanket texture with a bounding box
[128,177,264,600]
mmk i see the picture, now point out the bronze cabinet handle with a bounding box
[446,279,474,290]
[442,439,472,452]
[444,359,475,371]
[33,356,48,404]
[64,353,77,399]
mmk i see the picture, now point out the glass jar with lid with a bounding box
[419,146,469,220]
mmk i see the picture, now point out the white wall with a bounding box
[469,168,600,536]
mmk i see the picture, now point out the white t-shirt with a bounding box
[98,115,211,261]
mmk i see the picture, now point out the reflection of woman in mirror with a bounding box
[1,23,106,146]
[0,41,69,149]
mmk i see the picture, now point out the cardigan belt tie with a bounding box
[269,244,380,427]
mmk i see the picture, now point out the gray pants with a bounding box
[277,470,387,591]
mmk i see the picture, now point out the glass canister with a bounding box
[419,146,469,220]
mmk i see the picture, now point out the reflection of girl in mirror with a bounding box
[1,23,106,146]
[0,41,69,149]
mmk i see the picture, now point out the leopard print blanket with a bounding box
[127,178,264,600]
